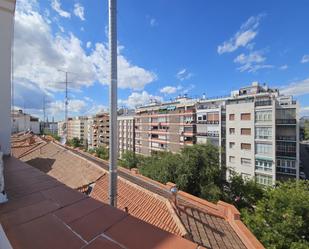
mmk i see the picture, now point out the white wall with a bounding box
[0,0,16,155]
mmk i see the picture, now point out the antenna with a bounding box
[42,95,46,133]
[57,69,75,144]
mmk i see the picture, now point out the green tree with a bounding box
[138,144,223,202]
[119,151,143,169]
[242,180,309,249]
[176,144,222,201]
[67,137,81,148]
[224,172,264,210]
[139,151,180,183]
[95,146,109,160]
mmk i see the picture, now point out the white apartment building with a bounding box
[225,82,299,185]
[11,110,40,134]
[118,112,135,157]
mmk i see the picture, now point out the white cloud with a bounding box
[234,50,273,72]
[119,91,162,108]
[74,3,85,21]
[51,0,71,18]
[47,99,87,119]
[14,2,157,95]
[217,14,264,54]
[301,54,309,63]
[279,64,288,70]
[160,86,177,94]
[150,18,158,27]
[86,41,92,48]
[176,69,193,81]
[280,78,309,96]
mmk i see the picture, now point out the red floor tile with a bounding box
[6,214,86,249]
[69,205,128,241]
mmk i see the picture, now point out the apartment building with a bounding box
[225,82,299,185]
[135,97,196,156]
[11,110,40,134]
[118,111,135,157]
[66,116,88,145]
[89,113,110,149]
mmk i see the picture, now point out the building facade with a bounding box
[66,116,88,146]
[88,113,110,149]
[11,110,40,134]
[135,97,196,156]
[225,83,299,185]
[118,112,135,157]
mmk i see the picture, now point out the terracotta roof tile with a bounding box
[12,138,104,190]
[90,174,187,237]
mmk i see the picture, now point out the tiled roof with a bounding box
[64,148,264,249]
[11,134,44,158]
[0,156,199,249]
[90,174,187,237]
[9,136,264,249]
[12,137,104,190]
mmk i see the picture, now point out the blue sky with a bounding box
[13,0,309,121]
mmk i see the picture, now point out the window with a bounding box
[241,113,251,120]
[256,143,272,155]
[229,114,235,121]
[255,174,272,186]
[255,110,272,122]
[276,159,296,174]
[255,160,272,172]
[229,156,235,163]
[229,142,235,149]
[241,158,251,166]
[241,143,251,150]
[255,127,272,140]
[241,128,251,135]
[229,128,235,135]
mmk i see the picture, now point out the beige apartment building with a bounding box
[118,112,135,157]
[225,82,299,185]
[135,97,196,156]
[88,113,110,149]
[66,116,88,145]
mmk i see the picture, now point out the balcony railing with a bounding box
[255,100,272,107]
[196,132,219,137]
[276,119,296,125]
[276,136,296,141]
[276,167,296,175]
[276,151,296,158]
[197,120,219,124]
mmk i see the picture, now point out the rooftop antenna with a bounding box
[109,0,118,207]
[42,95,46,133]
[57,69,75,144]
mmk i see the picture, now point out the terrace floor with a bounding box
[0,156,199,249]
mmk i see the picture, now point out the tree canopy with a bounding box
[242,180,309,249]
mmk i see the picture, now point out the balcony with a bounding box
[276,119,296,125]
[196,120,219,125]
[276,136,296,142]
[276,151,296,158]
[276,166,296,175]
[255,100,272,107]
[196,132,219,137]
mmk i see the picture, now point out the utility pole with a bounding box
[109,0,118,207]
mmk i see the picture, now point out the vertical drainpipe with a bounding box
[108,0,118,207]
